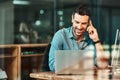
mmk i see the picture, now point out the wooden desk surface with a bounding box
[30,69,120,80]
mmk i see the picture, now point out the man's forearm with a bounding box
[95,42,109,68]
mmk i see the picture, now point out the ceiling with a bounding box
[14,0,120,6]
[1,0,120,9]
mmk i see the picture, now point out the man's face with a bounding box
[72,13,89,37]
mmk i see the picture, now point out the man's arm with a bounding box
[94,42,109,68]
[49,31,63,71]
[87,20,109,68]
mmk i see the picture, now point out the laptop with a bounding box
[55,50,94,74]
[111,29,120,66]
[111,29,120,74]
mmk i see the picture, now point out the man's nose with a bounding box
[77,24,82,29]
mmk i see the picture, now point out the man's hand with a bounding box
[86,20,100,42]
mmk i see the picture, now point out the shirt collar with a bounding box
[68,27,74,39]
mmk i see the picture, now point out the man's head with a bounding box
[72,5,91,39]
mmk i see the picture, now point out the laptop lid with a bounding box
[55,50,94,74]
[111,29,120,66]
[110,29,120,74]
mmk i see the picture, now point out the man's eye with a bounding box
[75,21,79,24]
[82,23,87,25]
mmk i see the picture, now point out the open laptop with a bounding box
[111,29,120,66]
[55,50,94,74]
[111,29,120,74]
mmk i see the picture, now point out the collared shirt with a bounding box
[49,26,96,71]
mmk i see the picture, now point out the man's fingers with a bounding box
[89,20,93,27]
[87,26,94,34]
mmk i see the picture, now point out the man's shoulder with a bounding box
[55,27,71,35]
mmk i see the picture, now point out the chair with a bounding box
[41,43,51,71]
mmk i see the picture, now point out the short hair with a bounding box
[73,4,91,17]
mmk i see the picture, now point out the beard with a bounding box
[73,27,85,37]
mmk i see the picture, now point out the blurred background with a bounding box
[0,0,120,80]
[0,0,120,44]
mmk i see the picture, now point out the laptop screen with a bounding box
[55,50,94,74]
[111,29,120,66]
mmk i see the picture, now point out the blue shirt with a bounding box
[49,26,96,71]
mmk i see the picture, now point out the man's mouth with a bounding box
[76,29,84,33]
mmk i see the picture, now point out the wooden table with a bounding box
[30,69,120,80]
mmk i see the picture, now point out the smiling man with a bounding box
[49,4,108,71]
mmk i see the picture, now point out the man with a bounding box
[49,5,108,71]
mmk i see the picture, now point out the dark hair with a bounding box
[73,4,91,17]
